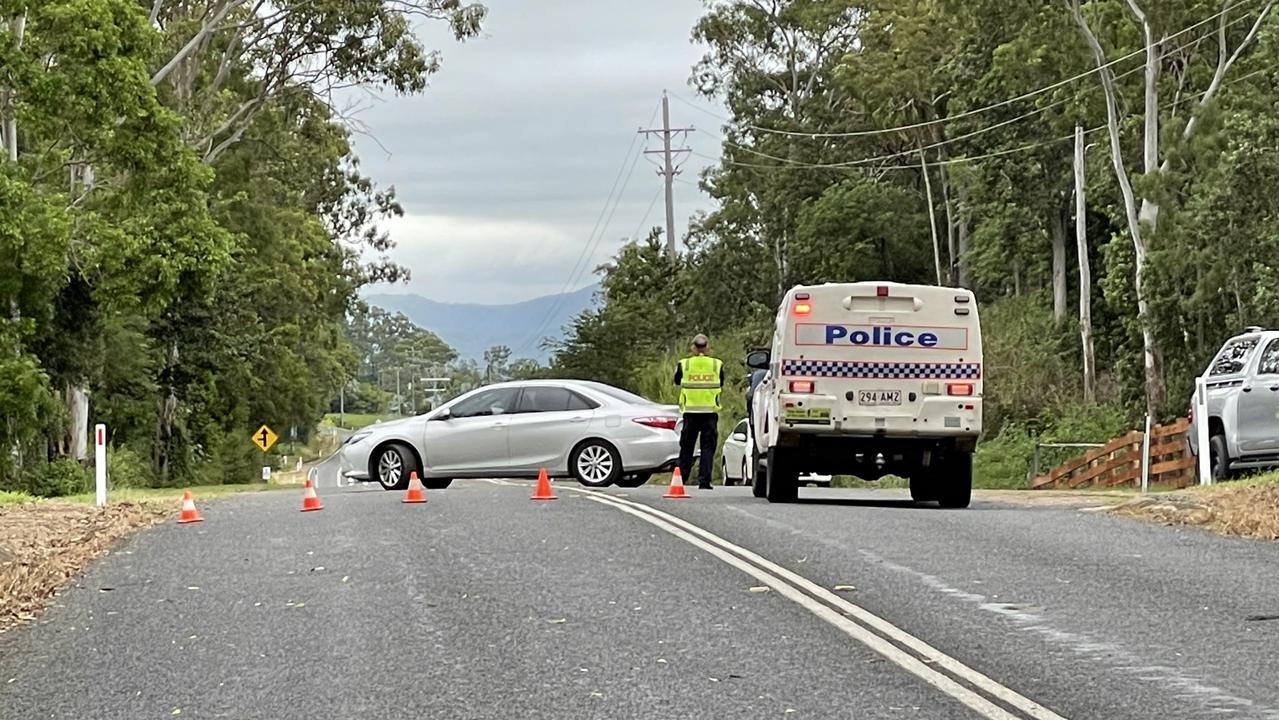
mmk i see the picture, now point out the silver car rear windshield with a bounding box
[580,382,658,406]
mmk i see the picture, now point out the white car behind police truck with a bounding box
[748,282,983,507]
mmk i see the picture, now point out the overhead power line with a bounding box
[698,14,1261,172]
[695,65,1271,175]
[511,101,661,357]
[671,0,1264,141]
[630,186,664,242]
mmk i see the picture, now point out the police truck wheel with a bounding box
[766,447,799,503]
[752,446,768,498]
[570,440,622,488]
[935,452,973,509]
[908,474,935,503]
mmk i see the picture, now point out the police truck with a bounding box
[747,282,983,507]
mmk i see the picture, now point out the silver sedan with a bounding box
[338,380,682,490]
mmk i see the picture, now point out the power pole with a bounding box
[639,91,693,258]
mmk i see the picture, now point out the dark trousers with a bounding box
[678,413,718,487]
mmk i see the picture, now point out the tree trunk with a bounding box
[153,341,180,481]
[2,12,27,162]
[1050,207,1068,323]
[1074,126,1096,404]
[65,385,90,461]
[1068,0,1166,418]
[918,147,942,286]
[955,183,971,288]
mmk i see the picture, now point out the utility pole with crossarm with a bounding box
[639,91,694,258]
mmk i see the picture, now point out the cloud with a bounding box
[368,212,638,304]
[344,0,725,304]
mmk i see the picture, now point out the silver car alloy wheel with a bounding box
[576,444,614,485]
[378,449,403,487]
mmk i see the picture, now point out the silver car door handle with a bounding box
[569,416,587,423]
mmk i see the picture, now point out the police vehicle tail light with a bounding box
[633,417,678,431]
[793,293,812,316]
[946,383,974,396]
[789,380,814,394]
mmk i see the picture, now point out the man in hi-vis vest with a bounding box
[673,334,724,490]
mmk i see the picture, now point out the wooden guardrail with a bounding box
[1030,418,1195,489]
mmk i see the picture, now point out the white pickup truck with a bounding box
[1188,327,1279,479]
[748,282,983,507]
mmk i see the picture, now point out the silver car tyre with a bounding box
[373,442,418,491]
[570,439,622,488]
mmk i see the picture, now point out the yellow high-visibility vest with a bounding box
[679,355,723,413]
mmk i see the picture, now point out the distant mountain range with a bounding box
[364,285,598,362]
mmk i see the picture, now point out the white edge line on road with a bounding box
[575,489,1069,720]
[574,492,1025,720]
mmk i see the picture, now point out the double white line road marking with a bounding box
[573,488,1068,720]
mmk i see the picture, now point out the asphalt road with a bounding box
[2,481,1277,719]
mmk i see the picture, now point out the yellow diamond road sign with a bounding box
[252,425,278,453]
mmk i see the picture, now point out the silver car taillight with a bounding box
[633,417,678,431]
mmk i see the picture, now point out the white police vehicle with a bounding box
[748,282,983,507]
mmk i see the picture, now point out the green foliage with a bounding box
[551,0,1279,490]
[975,403,1133,489]
[791,178,933,284]
[0,490,37,506]
[23,459,92,498]
[0,0,485,488]
[107,446,154,489]
[980,294,1092,430]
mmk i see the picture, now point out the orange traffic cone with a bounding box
[300,478,324,512]
[402,471,427,504]
[663,467,689,499]
[531,467,557,501]
[177,490,204,524]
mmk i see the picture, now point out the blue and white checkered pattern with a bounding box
[782,359,981,380]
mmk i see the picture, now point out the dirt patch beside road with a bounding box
[0,501,171,634]
[975,489,1133,508]
[1110,484,1279,541]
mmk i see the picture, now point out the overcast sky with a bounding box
[348,0,726,304]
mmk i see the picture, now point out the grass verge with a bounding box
[1110,471,1279,541]
[0,490,37,506]
[0,483,292,634]
[322,412,395,430]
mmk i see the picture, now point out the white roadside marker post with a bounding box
[1195,376,1212,486]
[1140,414,1152,493]
[94,423,107,507]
